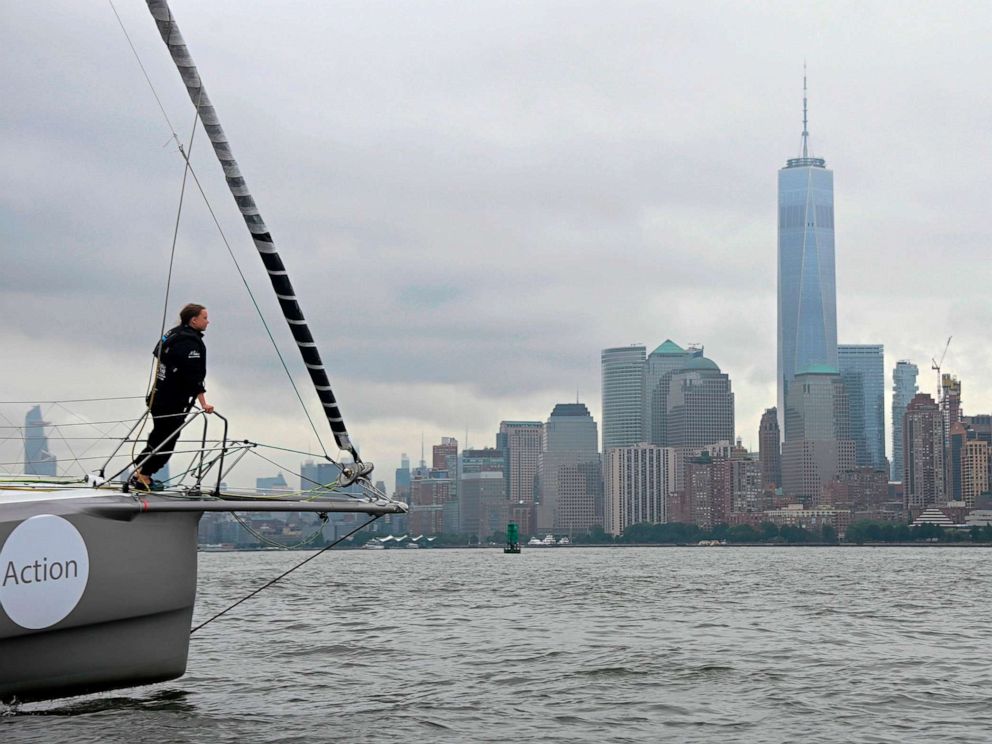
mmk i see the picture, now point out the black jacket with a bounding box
[152,324,206,405]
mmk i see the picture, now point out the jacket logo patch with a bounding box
[188,350,201,359]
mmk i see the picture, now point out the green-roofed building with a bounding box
[645,340,702,445]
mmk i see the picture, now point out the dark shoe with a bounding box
[128,475,152,493]
[149,479,166,492]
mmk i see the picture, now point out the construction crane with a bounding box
[931,336,952,400]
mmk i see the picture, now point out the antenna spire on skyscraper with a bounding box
[802,62,809,158]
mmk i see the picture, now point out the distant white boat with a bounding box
[527,537,543,546]
[557,536,570,545]
[542,534,556,546]
[361,541,385,550]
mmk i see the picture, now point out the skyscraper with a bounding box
[433,437,458,473]
[604,443,675,535]
[663,355,735,450]
[781,368,855,504]
[498,421,543,504]
[24,405,57,476]
[838,344,886,470]
[940,374,962,449]
[903,393,945,510]
[536,403,602,534]
[460,447,506,540]
[891,361,919,481]
[395,452,411,498]
[777,77,838,433]
[601,345,646,451]
[758,407,782,490]
[644,340,698,445]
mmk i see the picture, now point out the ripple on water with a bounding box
[6,547,992,744]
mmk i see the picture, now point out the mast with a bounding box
[146,0,370,478]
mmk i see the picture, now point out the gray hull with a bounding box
[0,499,198,703]
[0,487,404,703]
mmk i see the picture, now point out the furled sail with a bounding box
[145,0,370,478]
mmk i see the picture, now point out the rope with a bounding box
[0,396,144,404]
[229,512,326,550]
[108,0,181,144]
[190,513,383,635]
[110,0,330,460]
[175,160,331,460]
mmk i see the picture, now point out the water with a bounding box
[5,547,992,743]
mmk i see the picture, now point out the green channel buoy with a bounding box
[504,522,521,553]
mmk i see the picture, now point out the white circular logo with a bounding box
[0,515,90,629]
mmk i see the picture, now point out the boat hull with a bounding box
[0,498,198,703]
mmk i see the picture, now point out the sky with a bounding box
[2,1,990,491]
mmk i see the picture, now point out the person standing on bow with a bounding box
[130,303,214,492]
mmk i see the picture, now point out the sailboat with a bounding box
[0,0,406,704]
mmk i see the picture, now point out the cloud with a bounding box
[2,0,990,490]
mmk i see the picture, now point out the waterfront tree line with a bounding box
[562,520,992,546]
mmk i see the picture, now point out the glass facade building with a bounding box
[601,345,646,451]
[838,344,886,471]
[777,105,838,435]
[891,361,919,481]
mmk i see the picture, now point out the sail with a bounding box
[145,0,368,476]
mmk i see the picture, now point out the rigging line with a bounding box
[0,418,168,429]
[49,402,134,465]
[134,93,205,472]
[0,410,24,476]
[190,513,383,636]
[111,0,328,459]
[0,396,145,404]
[254,442,340,461]
[44,407,87,478]
[230,513,325,551]
[174,156,330,460]
[244,448,341,499]
[107,0,180,144]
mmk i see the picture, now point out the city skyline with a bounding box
[3,3,990,493]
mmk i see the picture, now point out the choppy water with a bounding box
[5,547,992,743]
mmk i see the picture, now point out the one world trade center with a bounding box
[777,77,838,434]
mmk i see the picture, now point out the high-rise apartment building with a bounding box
[891,361,919,481]
[903,393,945,511]
[498,421,543,504]
[759,407,782,489]
[838,344,886,470]
[663,355,735,450]
[604,443,677,535]
[777,80,838,433]
[781,368,855,504]
[433,437,458,473]
[941,374,962,449]
[684,454,733,529]
[601,345,646,451]
[961,438,990,508]
[409,473,454,535]
[536,403,602,534]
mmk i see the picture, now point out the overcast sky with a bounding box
[2,1,989,491]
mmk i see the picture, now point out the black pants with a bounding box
[136,398,191,478]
